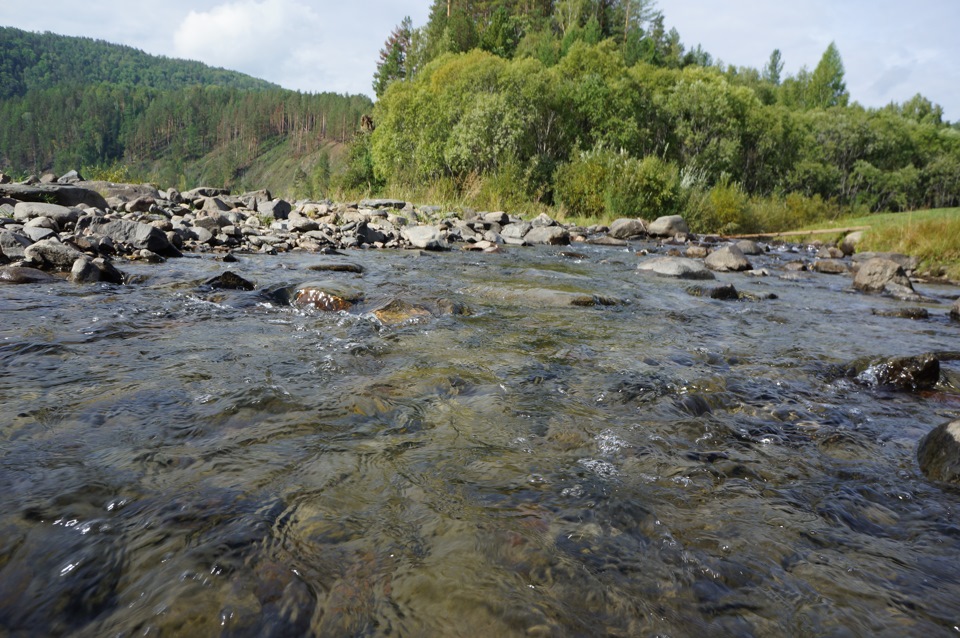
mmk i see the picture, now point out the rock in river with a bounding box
[638,257,715,280]
[0,265,60,284]
[918,420,960,483]
[647,215,689,238]
[204,271,256,291]
[705,245,752,272]
[291,281,363,311]
[853,258,915,294]
[849,353,940,391]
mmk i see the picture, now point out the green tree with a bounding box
[808,42,848,109]
[373,17,413,98]
[763,49,783,85]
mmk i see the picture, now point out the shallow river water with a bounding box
[1,243,959,637]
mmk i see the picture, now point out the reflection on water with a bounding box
[0,245,959,636]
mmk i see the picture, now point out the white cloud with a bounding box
[173,0,318,79]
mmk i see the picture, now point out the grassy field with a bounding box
[794,208,960,279]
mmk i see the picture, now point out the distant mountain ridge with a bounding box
[0,26,279,99]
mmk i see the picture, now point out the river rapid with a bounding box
[1,242,959,637]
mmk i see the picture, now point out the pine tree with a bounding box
[808,42,848,109]
[373,17,413,99]
[763,49,784,85]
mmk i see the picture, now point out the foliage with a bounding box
[0,26,276,100]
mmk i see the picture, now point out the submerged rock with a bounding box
[290,281,363,311]
[0,265,60,284]
[871,307,929,320]
[686,284,741,300]
[638,256,715,280]
[950,299,960,320]
[850,353,940,391]
[918,420,960,483]
[24,238,86,271]
[370,298,433,325]
[812,259,849,274]
[307,262,364,274]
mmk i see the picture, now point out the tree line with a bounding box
[358,0,960,230]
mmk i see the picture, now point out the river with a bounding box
[1,242,958,636]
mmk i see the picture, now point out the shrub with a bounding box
[553,149,682,220]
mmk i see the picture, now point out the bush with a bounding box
[685,178,753,234]
[554,149,682,220]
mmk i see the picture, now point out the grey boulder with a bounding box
[918,420,960,483]
[638,256,715,280]
[647,215,689,237]
[705,245,752,272]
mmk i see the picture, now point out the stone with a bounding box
[871,308,929,320]
[182,186,230,199]
[482,211,509,225]
[204,271,256,291]
[524,226,570,246]
[735,240,764,256]
[402,225,449,251]
[501,222,532,240]
[852,252,918,273]
[83,219,181,257]
[79,181,162,202]
[290,281,363,311]
[193,227,215,245]
[853,258,914,294]
[918,420,960,483]
[840,231,864,256]
[952,299,960,321]
[24,238,86,271]
[23,226,57,242]
[705,245,752,272]
[289,217,320,233]
[638,256,715,280]
[370,298,433,325]
[0,183,109,209]
[260,199,292,220]
[201,197,232,213]
[13,201,79,229]
[686,284,740,300]
[56,170,84,184]
[850,353,940,391]
[0,230,33,260]
[647,215,689,237]
[92,258,125,284]
[608,218,647,239]
[71,257,101,283]
[812,259,849,274]
[0,266,60,284]
[359,199,407,210]
[685,245,709,259]
[530,212,557,228]
[586,235,628,247]
[307,262,364,274]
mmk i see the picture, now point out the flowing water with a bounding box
[1,244,959,637]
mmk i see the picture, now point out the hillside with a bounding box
[0,28,371,197]
[0,26,278,98]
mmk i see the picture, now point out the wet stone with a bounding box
[871,307,929,320]
[0,265,60,284]
[370,299,433,325]
[291,281,362,311]
[307,262,364,274]
[850,353,940,391]
[204,271,256,291]
[918,420,960,483]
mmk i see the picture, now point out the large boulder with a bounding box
[918,420,960,483]
[853,258,914,294]
[705,245,752,272]
[951,299,960,321]
[647,215,689,238]
[0,183,109,209]
[83,219,180,257]
[852,252,918,273]
[260,199,292,220]
[0,266,60,284]
[402,225,449,251]
[638,256,715,280]
[78,181,161,203]
[24,239,86,271]
[524,226,570,245]
[13,201,80,229]
[608,218,647,240]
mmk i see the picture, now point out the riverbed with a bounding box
[1,243,958,636]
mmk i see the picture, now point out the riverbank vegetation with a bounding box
[352,0,960,239]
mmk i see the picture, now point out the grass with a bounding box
[795,208,960,279]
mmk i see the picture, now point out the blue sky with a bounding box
[4,0,959,121]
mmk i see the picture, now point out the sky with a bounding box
[3,0,959,122]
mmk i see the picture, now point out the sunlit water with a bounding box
[1,243,959,637]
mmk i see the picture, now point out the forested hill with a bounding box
[0,26,278,99]
[0,28,371,197]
